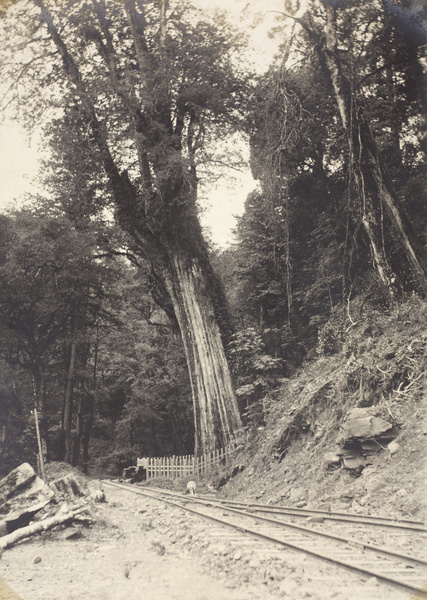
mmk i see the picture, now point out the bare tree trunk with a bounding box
[63,316,77,464]
[322,4,427,296]
[81,395,94,475]
[166,250,242,456]
[33,365,48,463]
[72,393,82,467]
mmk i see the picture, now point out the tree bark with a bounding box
[0,506,88,551]
[81,397,94,475]
[0,499,51,536]
[165,250,243,455]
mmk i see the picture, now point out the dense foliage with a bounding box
[0,209,192,475]
[228,3,425,331]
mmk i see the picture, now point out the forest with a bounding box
[0,0,426,478]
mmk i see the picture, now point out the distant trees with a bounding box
[319,1,426,296]
[235,0,426,331]
[0,209,105,467]
[0,206,193,475]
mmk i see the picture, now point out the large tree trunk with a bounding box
[322,4,427,296]
[165,250,242,456]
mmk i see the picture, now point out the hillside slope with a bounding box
[219,297,427,522]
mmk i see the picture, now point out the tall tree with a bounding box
[1,0,247,454]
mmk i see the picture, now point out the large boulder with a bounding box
[340,408,392,444]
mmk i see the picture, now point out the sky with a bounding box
[0,0,289,247]
[0,123,42,211]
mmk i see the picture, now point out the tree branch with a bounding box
[92,250,141,267]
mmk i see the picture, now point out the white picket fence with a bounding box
[137,438,239,479]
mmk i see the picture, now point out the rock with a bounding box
[62,527,83,540]
[231,464,245,477]
[306,516,325,523]
[89,490,106,503]
[0,463,36,506]
[289,487,305,503]
[314,428,324,440]
[361,441,382,453]
[269,495,282,505]
[340,408,392,443]
[34,556,42,564]
[212,543,228,556]
[279,578,298,596]
[323,452,341,468]
[296,500,307,508]
[388,441,401,457]
[12,475,54,506]
[364,478,386,494]
[307,489,317,504]
[342,455,366,470]
[351,500,364,513]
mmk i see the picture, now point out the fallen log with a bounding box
[0,505,88,551]
[0,499,52,536]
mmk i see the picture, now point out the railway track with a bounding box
[103,480,427,598]
[206,497,427,532]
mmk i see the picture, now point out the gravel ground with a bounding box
[0,483,423,600]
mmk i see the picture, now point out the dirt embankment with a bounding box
[217,298,427,523]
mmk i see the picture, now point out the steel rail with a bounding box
[198,496,427,532]
[102,480,427,598]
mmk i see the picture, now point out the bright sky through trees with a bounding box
[0,123,41,208]
[0,0,290,246]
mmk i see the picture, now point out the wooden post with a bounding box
[34,408,47,483]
